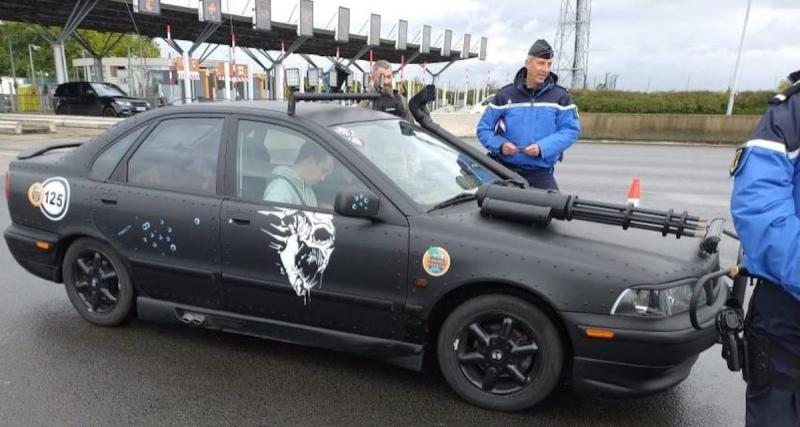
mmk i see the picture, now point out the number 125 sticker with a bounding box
[27,177,70,221]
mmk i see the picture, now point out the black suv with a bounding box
[54,82,150,117]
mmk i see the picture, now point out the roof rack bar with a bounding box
[288,93,380,115]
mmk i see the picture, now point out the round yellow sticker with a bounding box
[27,182,44,208]
[422,246,451,277]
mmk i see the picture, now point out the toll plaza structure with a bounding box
[0,0,488,102]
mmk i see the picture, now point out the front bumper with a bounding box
[115,106,149,117]
[561,281,727,397]
[4,223,62,282]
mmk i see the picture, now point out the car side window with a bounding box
[236,120,367,209]
[89,126,146,181]
[65,84,79,97]
[128,118,223,194]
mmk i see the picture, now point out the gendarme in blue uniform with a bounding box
[476,67,580,190]
[730,70,800,427]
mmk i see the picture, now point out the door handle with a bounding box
[228,217,251,226]
[100,198,117,205]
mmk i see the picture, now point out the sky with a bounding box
[158,0,799,92]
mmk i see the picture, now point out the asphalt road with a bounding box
[0,137,745,426]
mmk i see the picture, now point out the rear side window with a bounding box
[89,126,146,181]
[128,118,223,194]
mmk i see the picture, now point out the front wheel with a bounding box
[63,238,135,326]
[102,107,118,117]
[437,294,563,411]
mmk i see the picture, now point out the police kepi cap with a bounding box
[528,39,554,59]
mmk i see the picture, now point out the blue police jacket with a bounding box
[476,67,581,170]
[730,79,800,302]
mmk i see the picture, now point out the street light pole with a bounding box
[28,44,40,90]
[726,0,752,116]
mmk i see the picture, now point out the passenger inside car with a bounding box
[263,142,334,208]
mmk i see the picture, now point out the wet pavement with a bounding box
[0,139,744,426]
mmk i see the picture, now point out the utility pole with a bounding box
[28,44,41,89]
[726,0,752,116]
[8,39,17,90]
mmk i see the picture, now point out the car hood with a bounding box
[408,203,719,313]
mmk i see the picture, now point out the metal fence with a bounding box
[0,94,56,114]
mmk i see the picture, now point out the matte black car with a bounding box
[3,98,726,411]
[54,82,150,117]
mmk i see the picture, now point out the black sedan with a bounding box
[3,95,726,411]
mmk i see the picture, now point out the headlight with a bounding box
[610,281,716,318]
[115,100,131,107]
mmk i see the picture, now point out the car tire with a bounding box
[63,238,135,326]
[102,107,117,117]
[56,105,66,115]
[437,294,563,411]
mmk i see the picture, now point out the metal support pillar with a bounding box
[45,0,99,84]
[393,51,421,76]
[240,38,307,100]
[162,22,220,103]
[345,45,371,70]
[72,32,124,83]
[299,54,318,69]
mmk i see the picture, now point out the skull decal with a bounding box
[259,208,336,302]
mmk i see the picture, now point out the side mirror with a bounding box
[334,190,381,218]
[85,90,96,96]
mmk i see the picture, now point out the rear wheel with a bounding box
[437,294,563,411]
[55,105,67,115]
[63,238,134,326]
[102,107,117,117]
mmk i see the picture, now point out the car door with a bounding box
[219,116,410,340]
[77,83,99,115]
[63,83,81,114]
[91,114,228,309]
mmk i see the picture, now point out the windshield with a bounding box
[91,83,128,97]
[331,120,499,207]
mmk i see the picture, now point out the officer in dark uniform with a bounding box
[359,60,415,122]
[730,69,800,427]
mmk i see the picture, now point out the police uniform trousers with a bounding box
[745,283,800,427]
[492,156,560,191]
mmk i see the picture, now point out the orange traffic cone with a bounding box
[627,177,641,207]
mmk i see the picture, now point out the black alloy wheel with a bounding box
[103,107,118,117]
[63,238,134,326]
[437,294,563,411]
[457,315,540,395]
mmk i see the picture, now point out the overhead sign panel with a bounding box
[395,20,407,50]
[460,33,471,59]
[442,29,452,57]
[200,0,222,23]
[298,0,313,37]
[135,0,160,15]
[367,14,381,47]
[253,0,271,31]
[420,25,431,54]
[335,7,350,43]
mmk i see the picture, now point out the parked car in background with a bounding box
[471,94,496,115]
[54,82,150,117]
